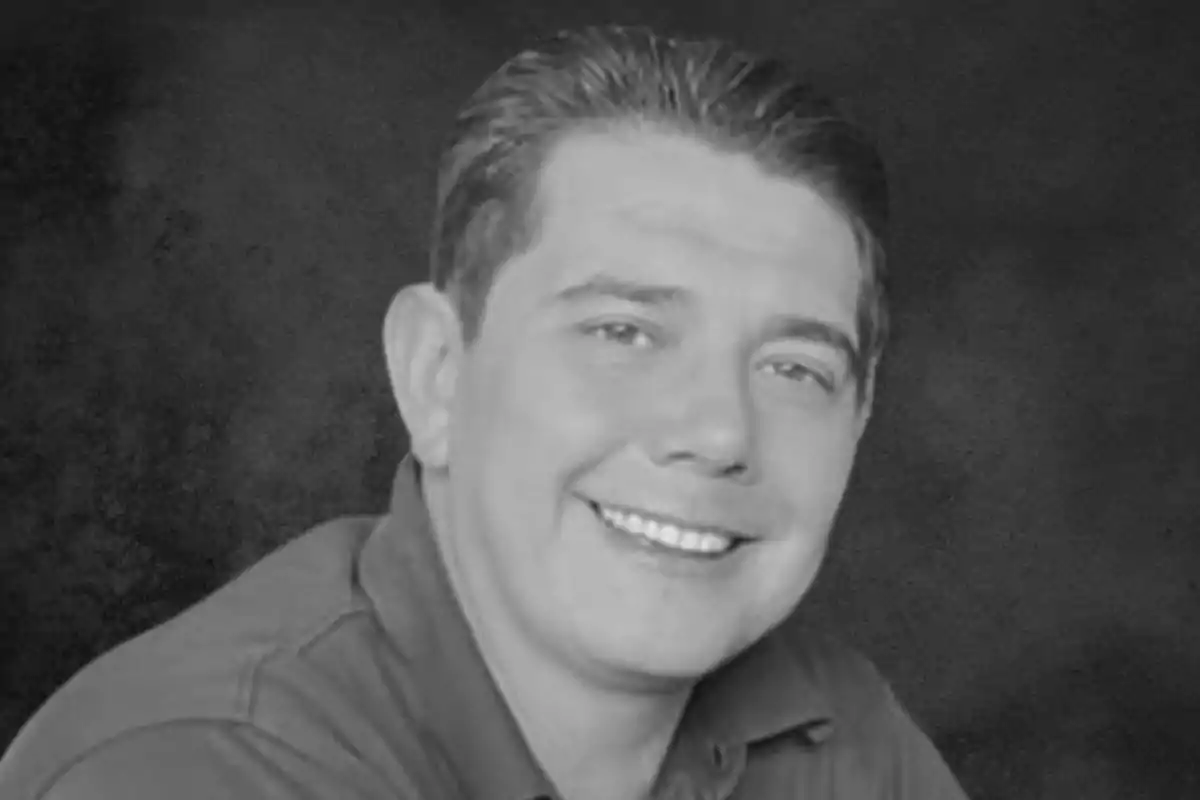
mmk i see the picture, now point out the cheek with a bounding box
[499,341,647,445]
[762,410,862,515]
[457,343,640,522]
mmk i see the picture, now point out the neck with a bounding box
[423,475,691,800]
[486,634,689,800]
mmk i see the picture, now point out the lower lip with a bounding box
[587,501,743,563]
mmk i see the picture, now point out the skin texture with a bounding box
[384,126,873,796]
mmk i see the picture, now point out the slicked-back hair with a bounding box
[430,25,891,385]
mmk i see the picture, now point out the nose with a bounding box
[643,359,756,480]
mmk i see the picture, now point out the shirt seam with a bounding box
[32,718,310,800]
[35,593,379,798]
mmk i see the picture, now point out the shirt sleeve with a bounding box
[881,689,971,800]
[38,721,431,800]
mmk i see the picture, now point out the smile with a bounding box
[591,502,742,556]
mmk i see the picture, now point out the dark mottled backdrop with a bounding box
[2,0,1198,796]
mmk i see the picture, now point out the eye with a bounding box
[585,320,655,349]
[762,359,837,393]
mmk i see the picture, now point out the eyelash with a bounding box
[584,320,656,348]
[763,360,836,392]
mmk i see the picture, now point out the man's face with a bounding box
[441,127,869,685]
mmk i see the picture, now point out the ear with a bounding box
[382,283,463,470]
[853,364,877,439]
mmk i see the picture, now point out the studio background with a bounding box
[2,1,1197,796]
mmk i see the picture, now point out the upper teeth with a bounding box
[598,506,734,554]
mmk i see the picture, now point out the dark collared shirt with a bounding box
[0,459,968,799]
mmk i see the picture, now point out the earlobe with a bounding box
[382,283,462,469]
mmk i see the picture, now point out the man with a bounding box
[0,25,968,800]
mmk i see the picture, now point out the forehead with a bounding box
[538,126,858,265]
[487,127,862,331]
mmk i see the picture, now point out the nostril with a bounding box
[722,460,749,479]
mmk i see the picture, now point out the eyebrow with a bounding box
[551,274,688,307]
[765,317,862,374]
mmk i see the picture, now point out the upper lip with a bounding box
[588,499,752,540]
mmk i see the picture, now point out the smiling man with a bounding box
[0,25,967,800]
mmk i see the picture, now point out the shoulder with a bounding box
[0,514,419,800]
[33,719,441,800]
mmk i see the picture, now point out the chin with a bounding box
[597,632,749,687]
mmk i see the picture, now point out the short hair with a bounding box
[430,25,890,386]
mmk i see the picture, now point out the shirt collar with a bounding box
[361,457,837,799]
[686,623,837,748]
